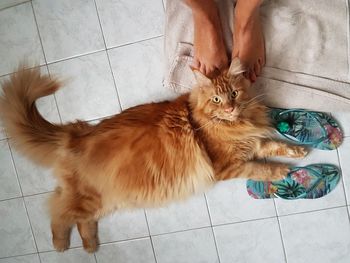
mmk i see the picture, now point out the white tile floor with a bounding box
[0,1,350,263]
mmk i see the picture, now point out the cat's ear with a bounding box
[228,58,245,77]
[191,68,212,86]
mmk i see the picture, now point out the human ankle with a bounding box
[234,0,261,30]
[192,3,220,26]
[186,0,217,16]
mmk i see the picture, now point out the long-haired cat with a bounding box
[0,59,307,253]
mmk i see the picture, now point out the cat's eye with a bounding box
[230,90,239,99]
[211,95,222,104]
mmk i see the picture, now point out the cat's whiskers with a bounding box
[241,99,263,110]
[238,95,265,111]
[240,93,266,106]
[195,117,216,131]
[238,96,265,112]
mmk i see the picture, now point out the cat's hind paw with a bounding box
[53,237,70,252]
[82,237,99,253]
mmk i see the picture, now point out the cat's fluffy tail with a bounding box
[0,66,66,167]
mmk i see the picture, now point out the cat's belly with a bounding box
[96,154,215,216]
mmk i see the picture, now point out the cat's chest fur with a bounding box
[193,117,270,174]
[202,133,259,164]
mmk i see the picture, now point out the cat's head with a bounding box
[189,58,263,124]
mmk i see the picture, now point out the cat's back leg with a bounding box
[77,220,98,253]
[49,187,72,252]
[48,176,102,252]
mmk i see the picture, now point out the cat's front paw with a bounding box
[270,164,290,181]
[286,146,308,158]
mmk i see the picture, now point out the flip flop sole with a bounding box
[247,164,340,200]
[270,108,343,150]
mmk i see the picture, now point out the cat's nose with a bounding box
[225,107,234,113]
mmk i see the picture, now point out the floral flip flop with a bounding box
[270,108,343,150]
[246,164,340,200]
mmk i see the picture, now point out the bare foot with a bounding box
[232,4,265,82]
[190,3,228,78]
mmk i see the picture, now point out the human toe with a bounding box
[249,69,257,83]
[254,62,261,76]
[191,58,200,71]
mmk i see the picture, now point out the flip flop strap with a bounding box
[273,166,323,199]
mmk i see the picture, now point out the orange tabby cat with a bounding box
[0,59,307,253]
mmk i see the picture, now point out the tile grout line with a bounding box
[148,214,283,238]
[212,215,279,228]
[106,35,163,50]
[92,0,123,112]
[30,1,63,125]
[151,225,214,239]
[336,147,350,222]
[273,199,288,263]
[38,245,89,254]
[99,51,124,113]
[30,1,47,67]
[29,236,152,255]
[38,253,43,263]
[1,192,347,220]
[0,188,348,218]
[87,114,114,123]
[1,4,348,257]
[89,236,151,249]
[43,48,106,67]
[6,139,24,200]
[262,158,288,262]
[277,204,348,218]
[143,209,158,263]
[204,193,221,263]
[0,190,54,203]
[0,0,31,12]
[0,252,39,261]
[4,203,350,259]
[0,36,164,79]
[93,253,98,263]
[7,139,42,262]
[46,66,63,124]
